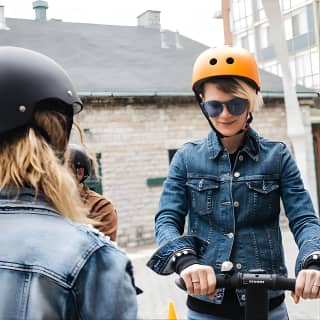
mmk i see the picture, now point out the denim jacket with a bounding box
[0,187,137,320]
[147,128,320,305]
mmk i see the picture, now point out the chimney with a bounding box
[160,28,169,48]
[32,0,48,21]
[0,6,9,30]
[175,30,183,49]
[137,10,161,29]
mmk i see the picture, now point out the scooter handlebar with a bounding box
[175,272,296,292]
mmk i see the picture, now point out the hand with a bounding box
[180,264,216,299]
[291,269,320,303]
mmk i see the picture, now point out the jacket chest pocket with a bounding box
[186,178,220,216]
[246,180,280,216]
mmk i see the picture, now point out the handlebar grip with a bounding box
[175,277,187,291]
[175,274,240,291]
[215,273,241,289]
[272,276,295,291]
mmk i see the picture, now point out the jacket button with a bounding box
[233,201,240,208]
[236,263,242,269]
[238,155,244,161]
[225,232,234,239]
[234,171,240,178]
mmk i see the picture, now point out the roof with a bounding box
[0,18,316,96]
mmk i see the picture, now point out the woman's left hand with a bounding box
[291,269,320,303]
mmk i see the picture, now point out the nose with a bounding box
[219,104,232,117]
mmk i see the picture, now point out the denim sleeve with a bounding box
[147,235,208,275]
[155,148,189,245]
[279,143,320,275]
[73,244,138,319]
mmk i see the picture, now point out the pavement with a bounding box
[128,228,320,320]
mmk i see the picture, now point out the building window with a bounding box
[311,50,319,73]
[241,35,249,50]
[293,50,319,88]
[311,50,320,89]
[264,61,281,77]
[284,17,293,40]
[281,0,309,11]
[259,23,270,49]
[313,75,320,91]
[296,52,312,78]
[86,153,103,194]
[248,31,255,52]
[253,0,266,21]
[292,9,308,37]
[232,0,253,32]
[238,30,255,52]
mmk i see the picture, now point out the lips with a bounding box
[219,121,236,125]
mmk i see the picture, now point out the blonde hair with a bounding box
[0,110,94,224]
[234,78,264,112]
[202,77,264,112]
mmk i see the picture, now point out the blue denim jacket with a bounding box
[148,128,320,305]
[0,187,137,319]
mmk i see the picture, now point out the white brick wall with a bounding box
[73,96,317,247]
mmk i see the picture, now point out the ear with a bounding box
[76,167,85,183]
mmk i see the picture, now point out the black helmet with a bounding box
[0,46,83,135]
[68,144,91,182]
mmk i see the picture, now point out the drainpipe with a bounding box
[221,0,232,45]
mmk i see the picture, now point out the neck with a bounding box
[221,132,246,154]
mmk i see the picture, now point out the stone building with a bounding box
[0,4,318,247]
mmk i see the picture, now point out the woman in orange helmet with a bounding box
[148,46,320,319]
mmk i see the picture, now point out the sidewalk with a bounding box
[128,229,320,320]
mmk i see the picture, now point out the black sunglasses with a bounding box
[201,97,249,118]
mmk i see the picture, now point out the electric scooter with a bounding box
[175,261,295,320]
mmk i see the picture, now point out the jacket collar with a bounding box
[207,127,260,161]
[0,186,53,209]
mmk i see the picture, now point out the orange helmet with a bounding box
[192,46,261,93]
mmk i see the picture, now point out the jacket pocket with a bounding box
[247,180,279,194]
[246,180,280,217]
[186,178,220,216]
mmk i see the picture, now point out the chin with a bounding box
[217,128,240,137]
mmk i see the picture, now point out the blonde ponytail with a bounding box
[0,110,94,224]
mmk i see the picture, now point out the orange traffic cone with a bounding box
[168,300,178,320]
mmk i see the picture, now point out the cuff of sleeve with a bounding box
[305,263,320,271]
[175,254,199,274]
[146,235,208,275]
[301,252,320,270]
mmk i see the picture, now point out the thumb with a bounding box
[291,291,300,304]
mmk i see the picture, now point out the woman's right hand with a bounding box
[180,264,216,299]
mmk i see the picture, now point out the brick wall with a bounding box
[73,95,316,247]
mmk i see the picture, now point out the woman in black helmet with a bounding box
[0,46,137,319]
[148,46,320,319]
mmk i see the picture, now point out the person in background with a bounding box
[147,46,320,320]
[0,46,137,319]
[67,143,118,241]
